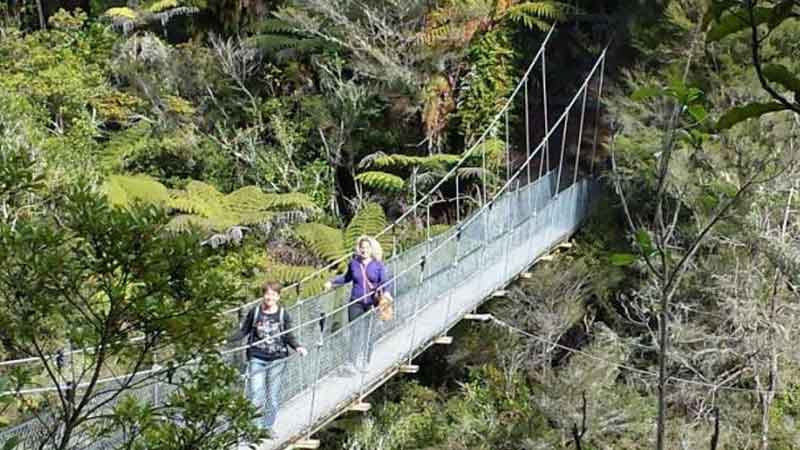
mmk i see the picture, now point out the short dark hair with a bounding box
[262,281,282,295]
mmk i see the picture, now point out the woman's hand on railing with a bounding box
[323,281,333,291]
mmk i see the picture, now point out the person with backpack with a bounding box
[230,281,307,435]
[325,236,391,372]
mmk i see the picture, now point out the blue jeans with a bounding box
[247,358,286,431]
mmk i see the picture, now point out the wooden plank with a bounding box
[519,272,533,279]
[557,241,573,249]
[289,439,320,450]
[398,364,419,374]
[464,313,492,321]
[433,336,453,345]
[348,402,372,412]
[490,290,508,298]
[538,254,554,262]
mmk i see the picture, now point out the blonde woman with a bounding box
[325,236,391,371]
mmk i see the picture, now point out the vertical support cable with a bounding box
[412,169,418,224]
[426,202,431,241]
[481,138,487,206]
[455,174,461,224]
[405,257,427,365]
[590,55,606,175]
[555,106,570,196]
[505,110,510,185]
[573,84,589,186]
[307,332,323,431]
[524,74,531,186]
[540,48,550,179]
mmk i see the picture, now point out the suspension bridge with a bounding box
[0,26,608,450]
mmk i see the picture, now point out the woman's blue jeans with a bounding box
[247,358,286,431]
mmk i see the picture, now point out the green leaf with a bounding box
[609,253,637,267]
[687,105,708,123]
[635,229,654,256]
[762,64,800,94]
[631,86,664,101]
[707,6,771,41]
[2,436,19,450]
[768,0,796,30]
[716,102,787,130]
[702,0,737,29]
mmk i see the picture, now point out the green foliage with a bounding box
[457,30,514,143]
[504,2,565,30]
[103,175,315,232]
[293,202,391,266]
[343,202,390,256]
[762,63,800,94]
[355,171,405,192]
[104,173,171,207]
[0,183,239,447]
[716,101,786,130]
[294,223,347,263]
[111,356,263,450]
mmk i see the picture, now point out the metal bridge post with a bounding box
[540,47,550,179]
[590,55,606,175]
[405,256,427,365]
[573,84,589,186]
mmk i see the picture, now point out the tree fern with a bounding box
[99,122,152,173]
[248,18,335,60]
[294,202,393,265]
[258,256,332,301]
[504,2,566,30]
[293,223,347,264]
[356,171,406,192]
[103,174,170,207]
[104,175,315,233]
[344,202,391,256]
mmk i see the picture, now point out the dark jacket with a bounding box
[230,305,301,361]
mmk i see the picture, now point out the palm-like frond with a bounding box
[344,202,392,257]
[103,174,170,207]
[294,223,348,264]
[105,176,314,233]
[503,2,565,30]
[356,171,406,192]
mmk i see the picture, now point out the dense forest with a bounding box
[1,0,799,449]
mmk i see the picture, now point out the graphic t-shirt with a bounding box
[249,310,287,361]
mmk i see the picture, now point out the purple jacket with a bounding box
[333,258,391,306]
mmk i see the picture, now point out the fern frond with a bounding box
[356,171,406,192]
[257,192,317,211]
[146,0,178,13]
[103,174,169,207]
[468,137,506,169]
[294,223,347,264]
[358,151,389,169]
[99,122,151,173]
[166,214,218,232]
[504,2,565,29]
[104,7,138,19]
[344,202,391,256]
[259,262,331,302]
[256,18,298,35]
